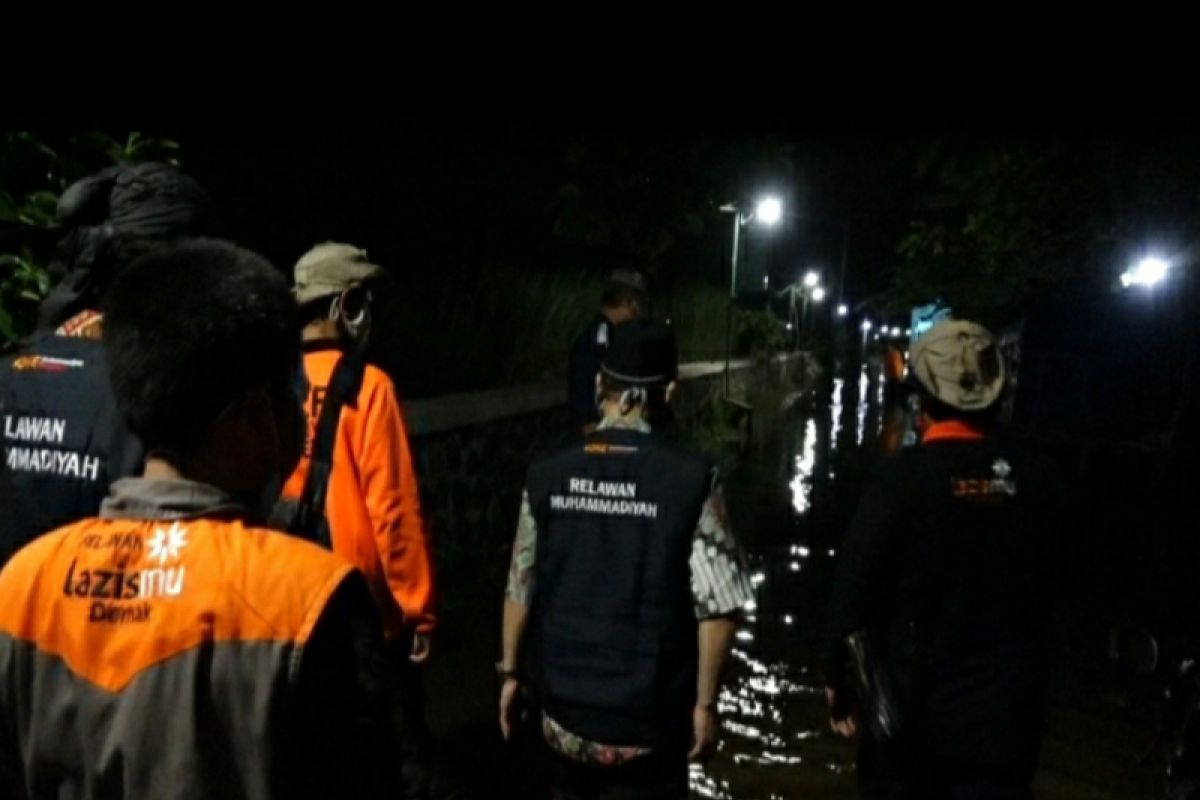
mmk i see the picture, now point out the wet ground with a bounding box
[423,359,1165,799]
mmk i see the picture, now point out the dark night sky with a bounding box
[170,126,917,308]
[175,128,568,277]
[165,121,1200,321]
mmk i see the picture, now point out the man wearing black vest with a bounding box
[0,163,213,565]
[566,270,648,438]
[824,319,1063,800]
[500,319,752,800]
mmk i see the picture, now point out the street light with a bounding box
[721,197,784,300]
[1121,255,1172,288]
[795,279,825,333]
[756,197,782,225]
[837,303,849,317]
[721,196,783,393]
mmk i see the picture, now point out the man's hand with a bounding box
[688,704,718,760]
[499,678,522,740]
[825,686,857,739]
[410,631,432,664]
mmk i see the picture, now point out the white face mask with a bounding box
[331,289,372,350]
[343,305,371,346]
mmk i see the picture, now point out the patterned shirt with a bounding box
[505,416,753,764]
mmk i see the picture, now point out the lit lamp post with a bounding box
[799,270,823,330]
[1121,255,1172,288]
[860,319,872,349]
[779,271,827,351]
[1118,250,1197,448]
[721,196,782,393]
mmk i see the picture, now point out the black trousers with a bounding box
[551,750,689,800]
[857,739,1033,800]
[386,634,433,800]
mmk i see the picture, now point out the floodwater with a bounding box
[425,359,1163,799]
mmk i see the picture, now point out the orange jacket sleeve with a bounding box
[355,370,436,633]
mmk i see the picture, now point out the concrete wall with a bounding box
[404,355,811,592]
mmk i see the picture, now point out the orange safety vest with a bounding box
[885,345,906,383]
[921,419,988,444]
[0,515,353,797]
[283,347,434,637]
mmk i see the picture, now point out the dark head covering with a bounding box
[36,162,214,332]
[602,319,678,387]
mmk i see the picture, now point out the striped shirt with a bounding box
[505,416,752,764]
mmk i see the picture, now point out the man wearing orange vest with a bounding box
[279,241,435,795]
[0,238,399,798]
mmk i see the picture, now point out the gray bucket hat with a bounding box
[909,319,1006,411]
[293,242,385,305]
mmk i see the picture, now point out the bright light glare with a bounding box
[1122,256,1171,288]
[756,197,782,225]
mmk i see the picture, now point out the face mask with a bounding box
[332,289,372,350]
[343,305,371,347]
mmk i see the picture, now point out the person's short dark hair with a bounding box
[103,238,299,456]
[598,372,673,423]
[297,297,331,329]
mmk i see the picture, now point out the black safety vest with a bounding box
[527,426,712,747]
[566,315,612,432]
[0,335,142,564]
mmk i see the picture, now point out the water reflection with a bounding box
[856,366,870,447]
[690,765,734,799]
[689,359,893,798]
[830,377,845,455]
[789,419,818,515]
